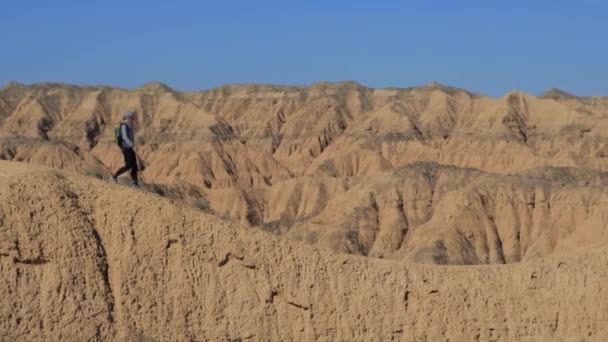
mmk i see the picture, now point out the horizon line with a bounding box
[1,80,604,99]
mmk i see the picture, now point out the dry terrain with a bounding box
[1,81,607,265]
[1,82,608,341]
[1,161,607,341]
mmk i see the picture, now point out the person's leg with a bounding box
[125,148,139,185]
[113,148,131,178]
[130,167,139,185]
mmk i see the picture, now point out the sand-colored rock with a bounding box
[1,161,607,341]
[1,82,608,265]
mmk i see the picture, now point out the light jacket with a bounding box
[121,120,135,148]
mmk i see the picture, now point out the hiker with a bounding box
[110,111,139,187]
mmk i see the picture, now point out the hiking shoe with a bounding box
[132,182,140,188]
[109,176,117,184]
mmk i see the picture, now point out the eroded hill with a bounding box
[1,161,607,341]
[1,81,607,265]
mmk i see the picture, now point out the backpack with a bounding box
[114,123,124,146]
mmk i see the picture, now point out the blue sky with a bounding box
[0,0,606,97]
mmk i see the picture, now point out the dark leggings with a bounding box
[114,147,138,184]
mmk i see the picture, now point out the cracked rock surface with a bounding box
[1,161,607,341]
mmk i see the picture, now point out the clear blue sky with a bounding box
[1,0,606,97]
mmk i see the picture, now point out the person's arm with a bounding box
[121,124,134,148]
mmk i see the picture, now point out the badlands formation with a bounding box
[1,81,608,340]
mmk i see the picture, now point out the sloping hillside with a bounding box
[1,82,607,264]
[1,161,607,341]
